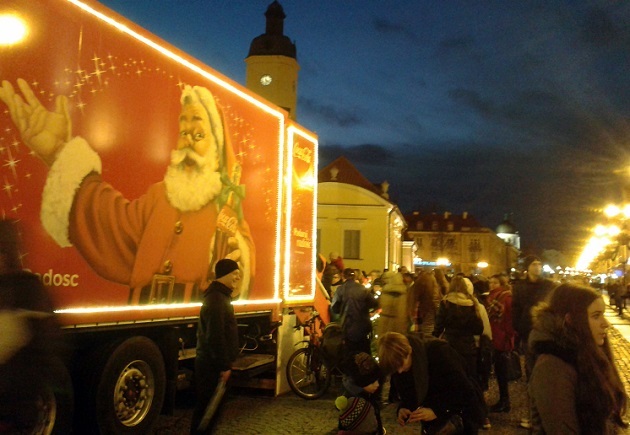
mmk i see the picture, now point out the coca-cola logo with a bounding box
[217,211,238,234]
[293,140,313,186]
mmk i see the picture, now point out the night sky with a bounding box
[98,0,629,263]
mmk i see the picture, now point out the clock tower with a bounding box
[246,1,299,120]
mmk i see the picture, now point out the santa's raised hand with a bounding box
[0,78,72,167]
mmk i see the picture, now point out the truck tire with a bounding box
[0,356,73,435]
[43,358,74,435]
[94,336,166,434]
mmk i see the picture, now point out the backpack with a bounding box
[320,322,343,366]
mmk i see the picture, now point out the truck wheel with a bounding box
[95,336,166,434]
[0,357,73,435]
[31,363,74,435]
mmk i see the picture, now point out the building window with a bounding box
[447,221,454,231]
[415,237,423,248]
[445,238,455,250]
[344,230,361,259]
[416,221,423,230]
[469,239,481,262]
[431,221,438,231]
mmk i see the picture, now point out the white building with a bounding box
[317,157,407,274]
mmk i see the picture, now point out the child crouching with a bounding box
[335,352,385,435]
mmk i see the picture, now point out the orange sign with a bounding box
[284,125,318,302]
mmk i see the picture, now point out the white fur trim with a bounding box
[41,137,102,247]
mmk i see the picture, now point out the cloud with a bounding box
[579,7,621,47]
[447,88,495,117]
[439,36,475,52]
[319,143,393,166]
[372,18,419,42]
[299,97,362,127]
[318,140,614,259]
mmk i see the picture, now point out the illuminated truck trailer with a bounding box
[0,0,318,433]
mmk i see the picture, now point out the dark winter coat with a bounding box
[391,334,483,433]
[433,296,484,359]
[331,280,378,342]
[511,277,555,343]
[195,281,239,371]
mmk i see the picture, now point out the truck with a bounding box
[0,0,319,433]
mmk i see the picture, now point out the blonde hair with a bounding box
[377,332,411,375]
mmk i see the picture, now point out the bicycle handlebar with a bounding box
[293,311,322,330]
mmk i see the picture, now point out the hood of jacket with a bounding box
[528,308,577,365]
[382,272,407,294]
[444,292,473,307]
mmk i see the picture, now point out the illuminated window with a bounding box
[431,221,438,231]
[416,221,423,230]
[416,237,423,248]
[447,222,454,231]
[344,230,361,259]
[469,239,481,262]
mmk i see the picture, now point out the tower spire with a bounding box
[245,1,299,119]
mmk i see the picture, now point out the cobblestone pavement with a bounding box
[154,298,630,434]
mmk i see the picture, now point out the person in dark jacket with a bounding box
[190,259,241,434]
[512,255,556,373]
[331,268,379,356]
[0,219,71,433]
[378,332,482,434]
[432,275,484,377]
[511,255,556,429]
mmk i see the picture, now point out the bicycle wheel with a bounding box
[286,347,331,399]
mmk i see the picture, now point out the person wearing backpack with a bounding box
[331,268,379,356]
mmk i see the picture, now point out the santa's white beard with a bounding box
[164,149,222,212]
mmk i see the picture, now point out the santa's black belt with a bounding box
[382,291,404,297]
[129,275,200,304]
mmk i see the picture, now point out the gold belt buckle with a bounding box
[150,274,176,303]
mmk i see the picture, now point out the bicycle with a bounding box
[285,311,343,399]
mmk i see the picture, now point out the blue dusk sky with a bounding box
[99,0,630,261]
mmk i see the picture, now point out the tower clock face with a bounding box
[260,74,272,86]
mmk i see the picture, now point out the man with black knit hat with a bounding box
[190,259,240,434]
[511,255,556,429]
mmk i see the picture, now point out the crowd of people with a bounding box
[325,253,629,435]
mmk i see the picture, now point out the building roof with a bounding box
[248,1,297,59]
[404,211,483,236]
[318,156,389,199]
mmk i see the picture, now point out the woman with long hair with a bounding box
[529,283,627,433]
[409,271,440,336]
[433,268,450,296]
